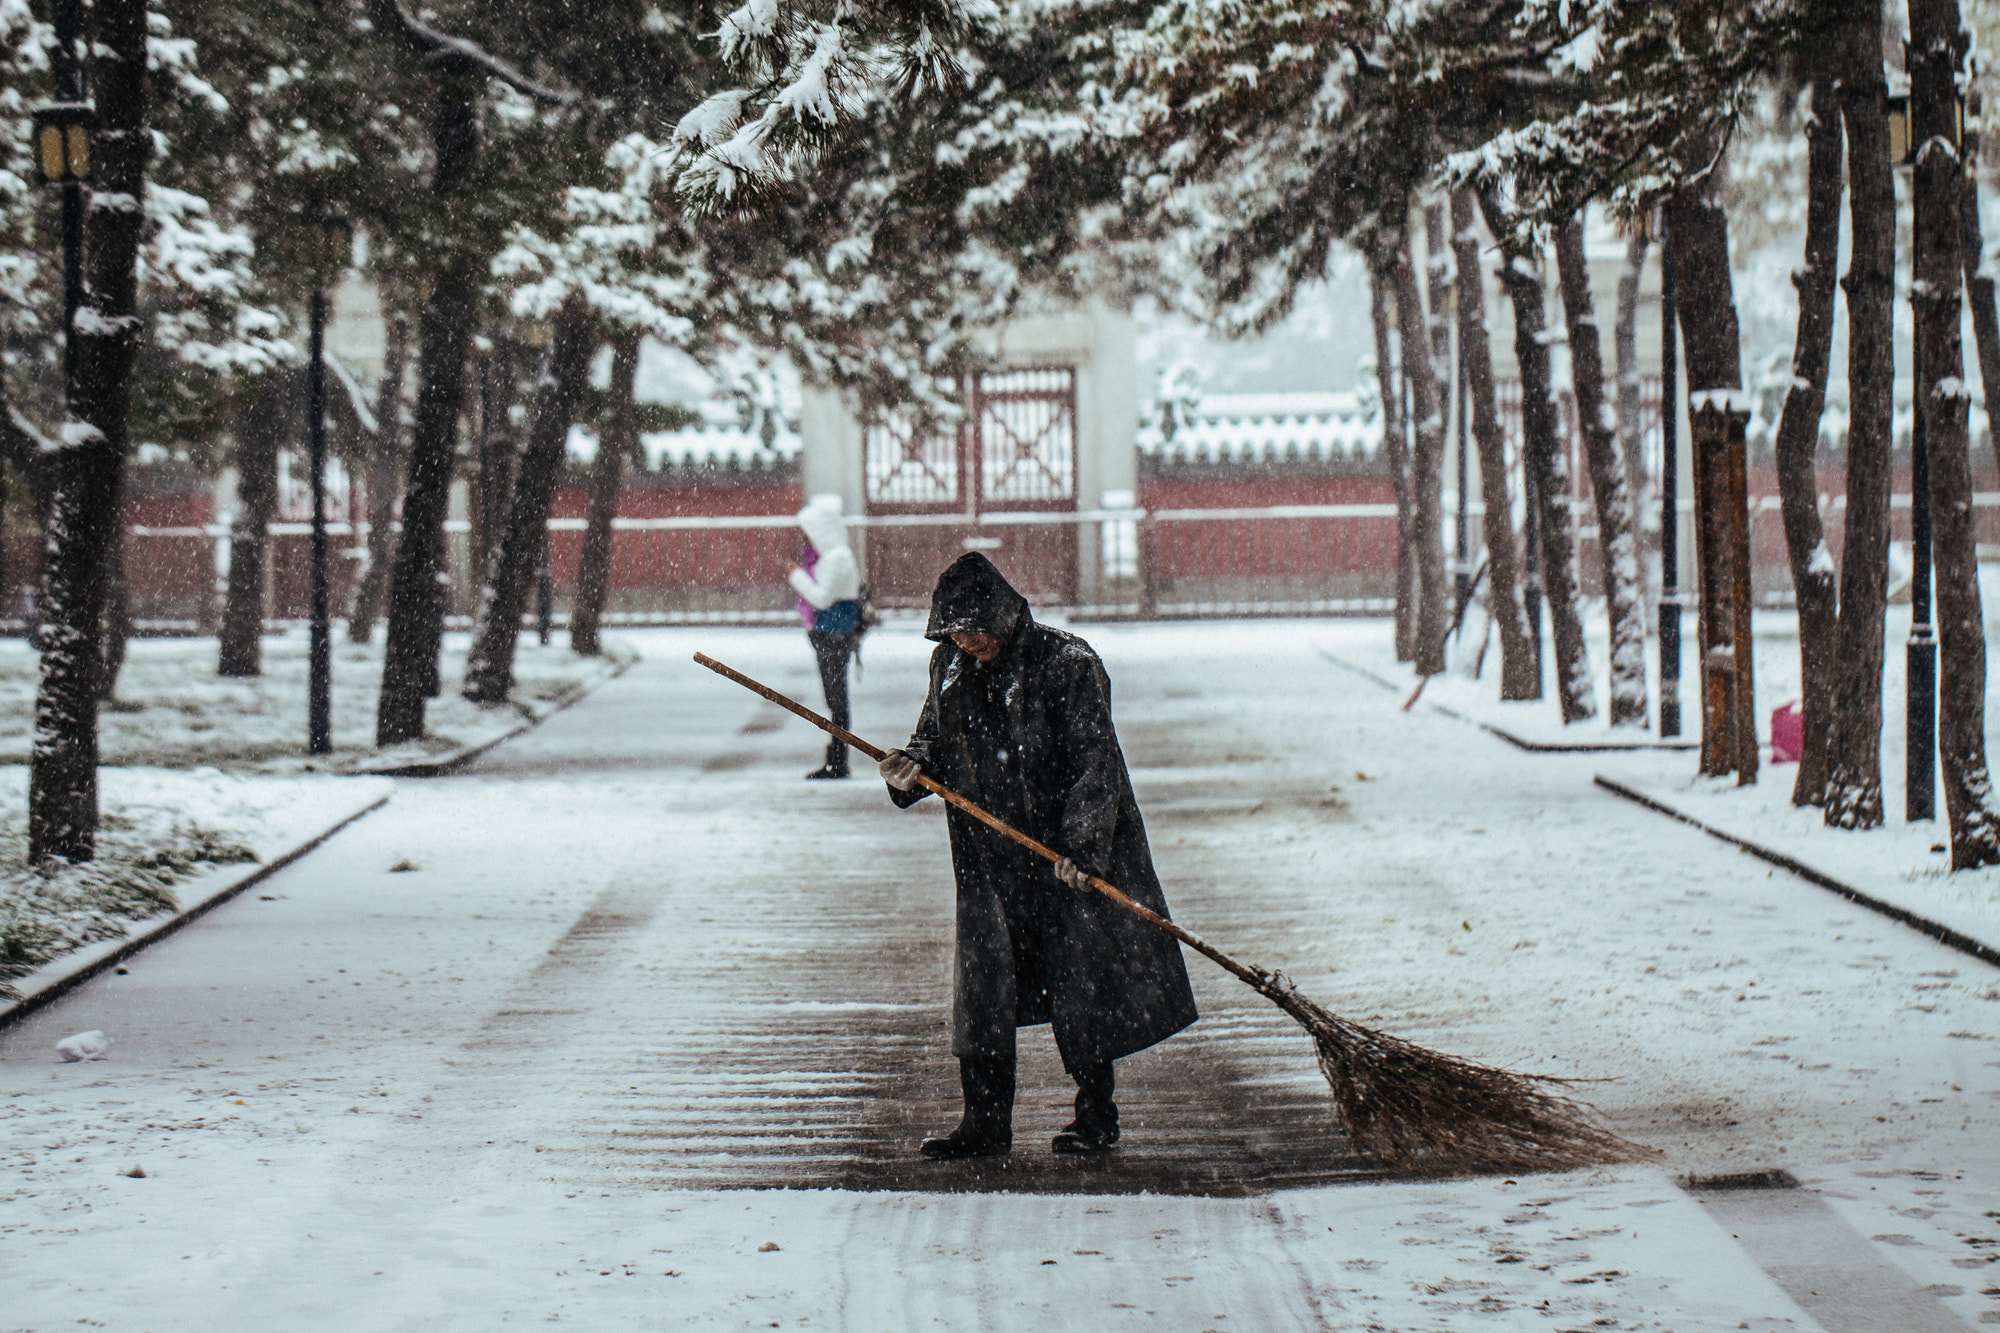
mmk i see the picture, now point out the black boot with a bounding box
[805,740,850,780]
[1053,1060,1119,1154]
[921,1057,1014,1160]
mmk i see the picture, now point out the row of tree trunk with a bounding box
[1370,190,1653,726]
[206,299,640,718]
[1763,0,2000,867]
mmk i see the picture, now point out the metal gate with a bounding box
[862,366,1080,607]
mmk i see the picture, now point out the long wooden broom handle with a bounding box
[693,652,1264,988]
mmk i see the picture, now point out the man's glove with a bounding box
[1054,857,1091,892]
[878,749,922,791]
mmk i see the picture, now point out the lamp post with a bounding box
[1888,92,1949,821]
[31,0,90,398]
[288,208,352,756]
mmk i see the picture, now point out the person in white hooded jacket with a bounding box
[789,495,864,778]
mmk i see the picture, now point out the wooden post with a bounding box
[1690,398,1756,781]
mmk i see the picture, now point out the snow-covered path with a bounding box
[3,621,1998,1330]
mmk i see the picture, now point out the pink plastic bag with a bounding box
[1769,701,1803,765]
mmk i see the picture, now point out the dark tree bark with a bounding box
[1667,132,1757,782]
[376,73,482,746]
[377,273,475,743]
[29,0,147,863]
[1911,0,2000,867]
[0,390,53,518]
[1449,190,1536,700]
[1480,189,1597,722]
[349,305,408,644]
[216,377,286,676]
[98,473,130,701]
[1555,214,1648,726]
[1412,203,1452,675]
[1824,6,1897,830]
[476,340,524,581]
[462,301,594,703]
[571,330,638,656]
[1367,246,1417,661]
[1393,216,1447,677]
[1961,94,2000,479]
[1614,234,1651,512]
[1773,69,1846,806]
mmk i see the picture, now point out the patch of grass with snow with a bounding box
[0,808,256,998]
[0,633,636,773]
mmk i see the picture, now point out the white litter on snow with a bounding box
[53,1030,109,1062]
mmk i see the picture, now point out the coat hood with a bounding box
[796,495,850,555]
[924,552,1031,643]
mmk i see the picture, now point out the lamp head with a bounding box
[29,102,92,184]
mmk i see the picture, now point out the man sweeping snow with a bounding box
[877,553,1198,1159]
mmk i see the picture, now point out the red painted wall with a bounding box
[1140,474,1398,580]
[544,480,806,592]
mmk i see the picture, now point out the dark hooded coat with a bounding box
[890,553,1199,1071]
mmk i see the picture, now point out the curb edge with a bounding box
[358,647,637,779]
[1593,774,2000,972]
[0,791,392,1034]
[1315,646,1701,754]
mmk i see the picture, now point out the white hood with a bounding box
[797,496,850,555]
[790,494,862,609]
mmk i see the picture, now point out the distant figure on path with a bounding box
[877,553,1198,1159]
[789,495,862,780]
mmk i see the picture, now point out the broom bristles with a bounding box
[1252,972,1659,1175]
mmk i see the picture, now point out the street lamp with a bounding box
[29,0,89,396]
[281,207,353,756]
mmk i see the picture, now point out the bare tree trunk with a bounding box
[377,74,482,747]
[1413,203,1453,675]
[217,377,285,675]
[462,301,594,703]
[1667,130,1758,781]
[1555,214,1648,725]
[1824,5,1896,829]
[1395,214,1446,677]
[377,274,474,743]
[98,469,130,700]
[349,306,408,644]
[1480,190,1597,722]
[1368,248,1416,661]
[571,330,638,656]
[1449,190,1535,699]
[1774,69,1846,806]
[1961,93,2000,478]
[1614,234,1651,512]
[1911,0,2000,867]
[29,0,146,863]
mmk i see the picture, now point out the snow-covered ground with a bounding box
[1333,587,2000,958]
[0,631,634,773]
[2,622,1996,1330]
[0,768,393,997]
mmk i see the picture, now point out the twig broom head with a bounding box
[1254,973,1660,1176]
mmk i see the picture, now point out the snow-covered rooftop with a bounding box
[1140,390,1381,464]
[567,422,802,472]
